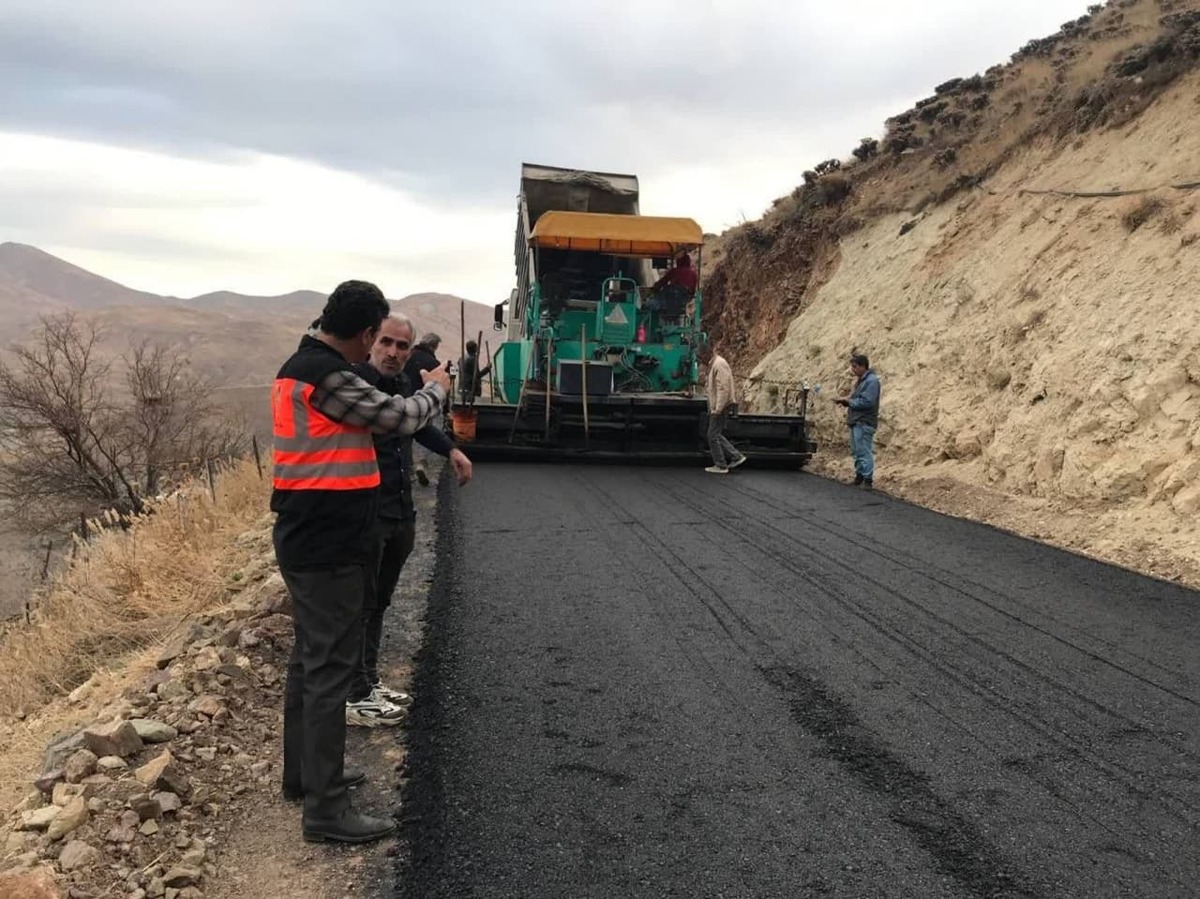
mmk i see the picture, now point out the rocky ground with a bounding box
[0,469,444,899]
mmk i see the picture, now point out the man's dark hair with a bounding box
[850,353,869,369]
[319,280,389,339]
[465,340,478,354]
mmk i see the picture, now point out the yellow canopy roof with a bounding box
[529,211,703,257]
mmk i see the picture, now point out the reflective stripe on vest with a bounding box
[271,378,380,491]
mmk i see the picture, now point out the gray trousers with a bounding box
[280,563,365,821]
[350,517,416,700]
[707,408,739,467]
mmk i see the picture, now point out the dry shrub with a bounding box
[0,459,269,719]
[1121,194,1165,232]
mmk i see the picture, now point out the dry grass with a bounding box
[0,460,270,812]
[0,459,269,718]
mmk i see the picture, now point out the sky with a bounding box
[0,0,1093,303]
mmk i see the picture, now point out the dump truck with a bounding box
[455,162,816,465]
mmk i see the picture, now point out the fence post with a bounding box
[79,511,90,542]
[205,459,217,502]
[252,434,264,480]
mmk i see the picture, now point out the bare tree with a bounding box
[0,314,245,534]
[124,342,245,496]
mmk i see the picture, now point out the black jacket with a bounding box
[355,361,455,521]
[404,344,443,397]
[457,352,492,401]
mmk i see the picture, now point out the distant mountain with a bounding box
[0,242,497,389]
[183,289,327,316]
[0,242,161,313]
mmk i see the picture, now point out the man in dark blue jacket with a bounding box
[348,314,472,725]
[835,353,881,489]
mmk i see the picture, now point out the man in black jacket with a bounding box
[272,281,449,844]
[404,333,448,486]
[349,315,472,725]
[457,339,492,406]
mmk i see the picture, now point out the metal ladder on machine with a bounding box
[507,332,555,444]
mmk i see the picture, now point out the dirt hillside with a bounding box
[704,0,1200,586]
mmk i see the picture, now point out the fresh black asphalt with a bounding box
[396,464,1200,898]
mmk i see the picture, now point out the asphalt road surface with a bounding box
[398,465,1200,899]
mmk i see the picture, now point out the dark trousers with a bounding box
[280,564,365,821]
[350,517,416,700]
[707,408,739,467]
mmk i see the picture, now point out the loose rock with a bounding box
[135,750,191,799]
[46,797,89,840]
[162,866,202,888]
[130,719,179,744]
[15,806,59,832]
[58,839,102,871]
[82,720,145,759]
[63,750,98,784]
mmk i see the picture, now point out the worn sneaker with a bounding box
[346,690,407,728]
[372,682,412,708]
[705,465,729,474]
[728,454,748,470]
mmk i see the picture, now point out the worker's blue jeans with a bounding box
[849,423,876,480]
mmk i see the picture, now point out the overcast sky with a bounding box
[0,0,1092,302]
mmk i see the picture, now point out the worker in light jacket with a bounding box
[699,341,747,474]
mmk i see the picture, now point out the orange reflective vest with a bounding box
[271,377,380,491]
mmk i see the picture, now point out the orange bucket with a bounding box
[450,407,478,442]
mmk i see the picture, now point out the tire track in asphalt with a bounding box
[581,470,1050,898]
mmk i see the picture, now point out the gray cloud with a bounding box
[0,0,1093,204]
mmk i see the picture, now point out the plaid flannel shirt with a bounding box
[310,369,446,436]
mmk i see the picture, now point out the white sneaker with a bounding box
[728,455,748,470]
[346,689,407,727]
[372,682,412,708]
[705,465,728,474]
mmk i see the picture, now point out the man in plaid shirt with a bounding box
[272,281,449,844]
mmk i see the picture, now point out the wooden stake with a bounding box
[472,328,483,405]
[544,335,553,439]
[580,325,590,446]
[459,300,466,405]
[205,458,216,502]
[508,335,538,444]
[252,434,264,479]
[484,340,497,402]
